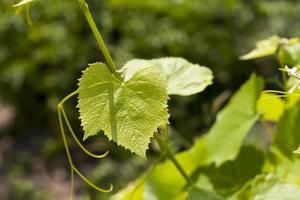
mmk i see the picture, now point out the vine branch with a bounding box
[78,0,122,81]
[153,130,192,185]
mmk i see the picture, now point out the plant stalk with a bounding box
[78,0,122,80]
[153,132,191,185]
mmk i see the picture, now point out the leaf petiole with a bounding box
[78,0,122,81]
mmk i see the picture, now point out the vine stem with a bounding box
[153,131,192,185]
[78,0,122,81]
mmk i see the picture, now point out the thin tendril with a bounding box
[58,107,75,199]
[60,105,109,158]
[57,91,113,196]
[263,90,300,96]
[72,165,113,193]
[70,168,74,200]
[263,90,289,94]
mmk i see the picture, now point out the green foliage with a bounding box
[111,74,266,199]
[240,35,281,60]
[6,0,300,199]
[273,106,300,159]
[233,174,300,200]
[77,62,168,158]
[256,93,285,121]
[187,186,225,200]
[123,57,213,96]
[200,74,264,166]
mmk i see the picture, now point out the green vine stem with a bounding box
[154,130,192,185]
[57,91,113,198]
[78,0,122,81]
[276,46,288,91]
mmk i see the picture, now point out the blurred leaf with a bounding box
[273,106,300,159]
[233,174,300,200]
[110,141,205,200]
[77,62,168,158]
[278,42,300,66]
[13,0,35,7]
[256,93,285,121]
[123,57,213,96]
[201,146,264,196]
[293,145,300,154]
[187,186,225,200]
[200,74,264,166]
[240,36,280,60]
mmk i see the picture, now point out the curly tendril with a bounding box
[57,91,112,199]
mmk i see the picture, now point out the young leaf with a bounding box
[200,74,264,166]
[13,0,35,7]
[240,35,280,60]
[123,57,213,96]
[77,62,168,158]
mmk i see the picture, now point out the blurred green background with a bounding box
[1,0,300,199]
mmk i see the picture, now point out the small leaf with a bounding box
[240,35,281,60]
[77,62,168,158]
[123,57,213,96]
[256,93,285,121]
[13,0,35,7]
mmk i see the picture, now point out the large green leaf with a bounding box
[240,36,280,60]
[200,74,264,166]
[77,62,168,158]
[13,0,35,7]
[123,57,213,96]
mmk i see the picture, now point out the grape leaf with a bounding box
[240,35,280,60]
[77,62,168,158]
[13,0,35,7]
[123,57,213,96]
[201,74,264,166]
[233,174,300,200]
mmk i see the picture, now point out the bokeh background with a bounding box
[1,0,300,199]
